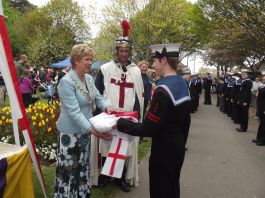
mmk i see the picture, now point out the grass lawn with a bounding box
[33,138,151,198]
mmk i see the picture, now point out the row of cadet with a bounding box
[215,69,265,146]
[181,68,213,113]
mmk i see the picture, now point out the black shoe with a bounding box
[116,180,131,192]
[256,141,265,146]
[98,175,110,187]
[237,129,246,132]
[236,128,241,131]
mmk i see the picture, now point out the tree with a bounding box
[11,0,90,66]
[91,0,210,62]
[2,0,22,56]
[199,0,265,70]
[8,0,36,13]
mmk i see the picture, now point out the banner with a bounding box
[0,1,46,197]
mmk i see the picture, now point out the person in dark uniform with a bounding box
[252,71,265,145]
[195,75,202,111]
[182,69,195,113]
[236,69,253,132]
[226,74,234,117]
[203,72,212,105]
[231,75,242,124]
[216,78,224,107]
[117,43,191,198]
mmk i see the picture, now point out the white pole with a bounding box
[0,0,3,16]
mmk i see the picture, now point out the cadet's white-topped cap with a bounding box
[150,43,181,58]
[181,68,191,75]
[241,68,250,73]
[261,71,265,76]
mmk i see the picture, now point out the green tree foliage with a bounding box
[11,0,90,67]
[90,0,145,61]
[3,0,22,56]
[91,0,210,62]
[8,0,36,13]
[199,0,265,71]
[131,0,210,60]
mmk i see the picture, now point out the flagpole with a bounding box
[0,1,47,197]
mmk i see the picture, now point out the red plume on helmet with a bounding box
[121,20,131,37]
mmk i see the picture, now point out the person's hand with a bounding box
[90,128,113,140]
[105,107,119,114]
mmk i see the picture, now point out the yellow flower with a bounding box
[2,116,5,120]
[0,120,2,125]
[34,110,37,113]
[39,114,43,119]
[27,108,32,113]
[8,119,12,123]
[46,118,49,122]
[42,120,45,125]
[31,116,36,121]
[33,122,36,126]
[5,119,9,123]
[36,113,39,117]
[46,109,50,113]
[52,114,55,119]
[48,127,52,132]
[38,122,42,127]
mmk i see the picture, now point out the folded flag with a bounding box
[90,111,138,178]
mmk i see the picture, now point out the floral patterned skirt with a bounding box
[54,132,91,198]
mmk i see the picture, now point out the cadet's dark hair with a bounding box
[159,57,179,70]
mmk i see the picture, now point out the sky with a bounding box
[28,0,205,72]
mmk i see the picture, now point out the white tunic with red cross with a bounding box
[100,60,144,115]
[97,60,144,186]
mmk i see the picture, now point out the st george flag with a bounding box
[0,1,47,197]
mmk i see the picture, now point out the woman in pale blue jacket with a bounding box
[54,44,113,198]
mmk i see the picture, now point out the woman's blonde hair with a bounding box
[138,60,149,68]
[70,44,95,69]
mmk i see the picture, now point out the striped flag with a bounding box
[0,1,47,197]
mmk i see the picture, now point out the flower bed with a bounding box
[0,101,60,163]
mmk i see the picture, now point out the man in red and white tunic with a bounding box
[92,20,144,192]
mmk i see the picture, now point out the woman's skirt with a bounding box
[54,132,91,198]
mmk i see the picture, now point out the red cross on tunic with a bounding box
[110,74,134,108]
[107,138,126,176]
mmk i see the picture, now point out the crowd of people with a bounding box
[4,23,264,198]
[215,70,265,146]
[10,54,71,108]
[52,22,194,197]
[5,46,264,198]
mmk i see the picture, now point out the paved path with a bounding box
[114,95,265,198]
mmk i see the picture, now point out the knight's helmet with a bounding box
[115,20,133,60]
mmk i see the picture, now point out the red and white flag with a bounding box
[99,111,138,178]
[101,136,129,178]
[0,1,46,197]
